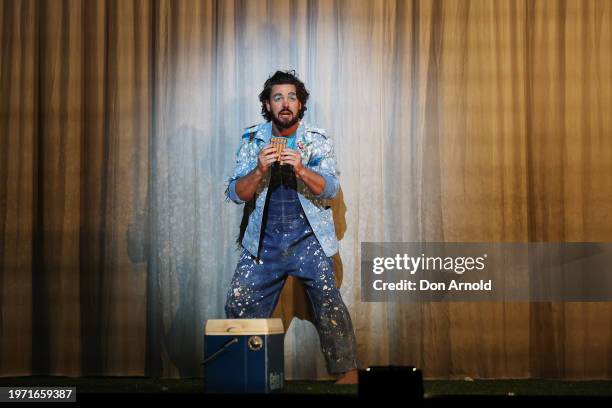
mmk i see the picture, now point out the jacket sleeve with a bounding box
[309,135,340,199]
[225,136,257,204]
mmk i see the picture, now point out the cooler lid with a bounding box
[205,318,284,335]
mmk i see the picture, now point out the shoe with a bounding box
[334,368,359,385]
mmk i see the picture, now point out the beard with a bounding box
[271,110,300,130]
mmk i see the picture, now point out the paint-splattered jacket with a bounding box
[226,121,340,258]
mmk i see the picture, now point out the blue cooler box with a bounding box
[204,318,284,393]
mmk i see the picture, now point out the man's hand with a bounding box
[279,148,305,177]
[281,148,326,196]
[257,144,279,174]
[234,144,277,202]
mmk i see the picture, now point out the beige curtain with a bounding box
[1,0,611,379]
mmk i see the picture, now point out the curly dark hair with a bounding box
[259,70,309,121]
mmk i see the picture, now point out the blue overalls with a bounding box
[225,152,358,374]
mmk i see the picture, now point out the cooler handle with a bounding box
[201,337,239,366]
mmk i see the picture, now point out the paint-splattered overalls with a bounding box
[225,161,358,374]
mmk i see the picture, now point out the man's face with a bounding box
[266,84,302,129]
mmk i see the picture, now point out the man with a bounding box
[224,71,358,384]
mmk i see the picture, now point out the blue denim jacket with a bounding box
[226,121,340,257]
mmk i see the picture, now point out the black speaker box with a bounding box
[358,366,424,400]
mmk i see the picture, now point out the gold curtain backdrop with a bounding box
[0,0,611,379]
